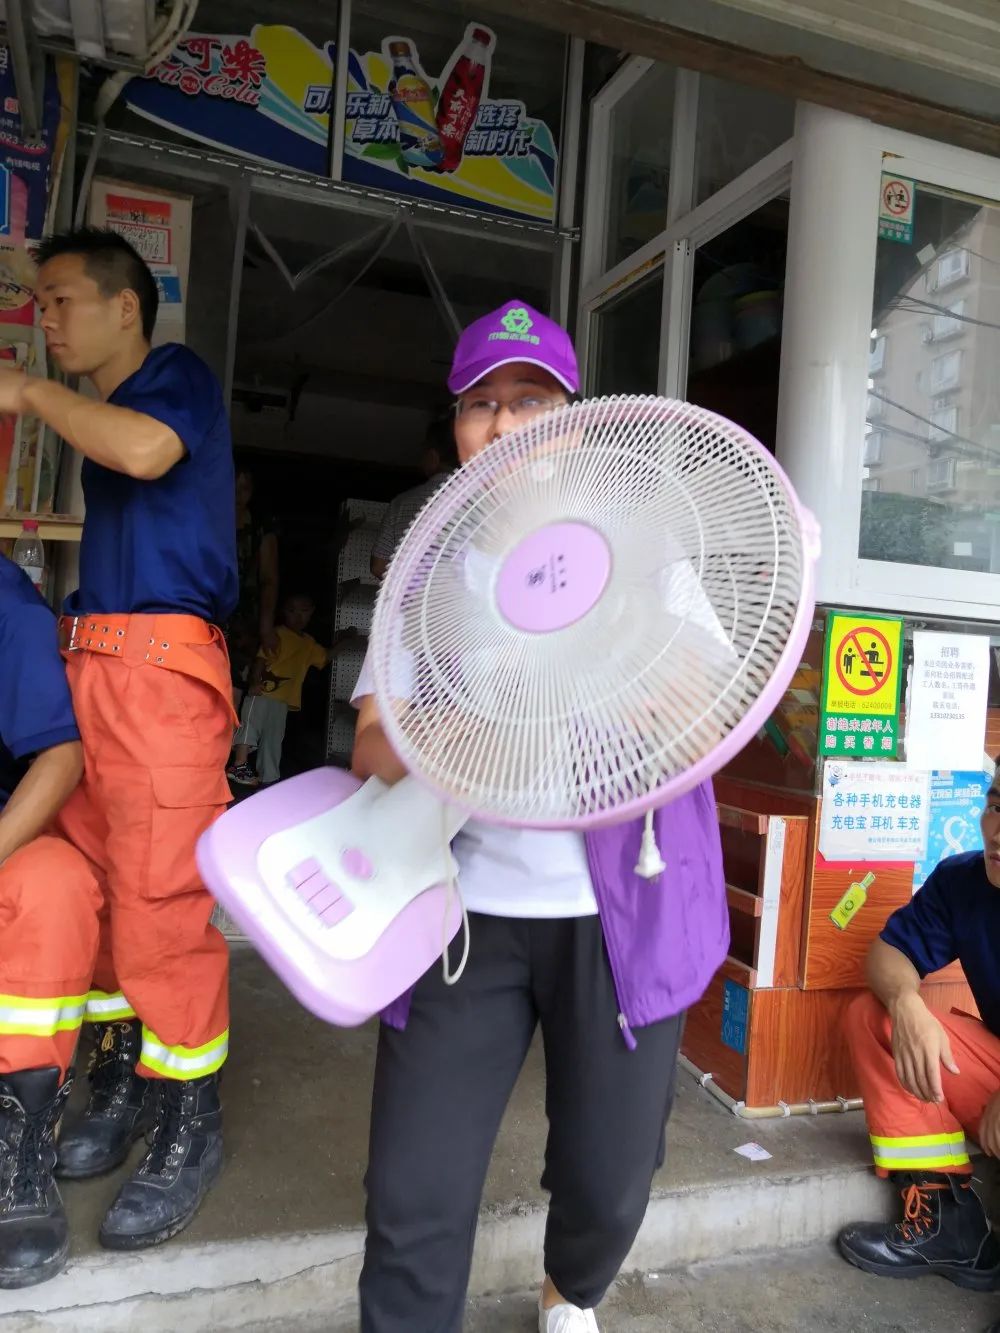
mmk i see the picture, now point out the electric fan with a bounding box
[197,396,819,1026]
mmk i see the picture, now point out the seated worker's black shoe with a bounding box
[0,1067,72,1289]
[838,1173,1000,1290]
[57,1019,152,1179]
[98,1072,223,1250]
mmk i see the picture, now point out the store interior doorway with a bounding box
[228,188,557,778]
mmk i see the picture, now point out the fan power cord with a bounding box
[441,814,470,986]
[635,808,666,880]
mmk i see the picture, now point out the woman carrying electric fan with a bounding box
[351,301,730,1333]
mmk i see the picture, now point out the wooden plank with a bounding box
[804,856,915,990]
[0,513,84,542]
[716,803,768,835]
[484,0,1000,158]
[744,978,978,1106]
[726,883,763,918]
[681,968,748,1103]
[772,816,809,988]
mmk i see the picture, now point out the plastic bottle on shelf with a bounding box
[436,26,494,173]
[12,519,45,593]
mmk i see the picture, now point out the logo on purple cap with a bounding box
[488,306,541,347]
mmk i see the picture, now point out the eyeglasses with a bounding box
[454,394,561,424]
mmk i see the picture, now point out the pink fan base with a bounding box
[378,404,821,831]
[197,767,463,1027]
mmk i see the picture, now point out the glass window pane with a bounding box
[686,194,789,452]
[605,65,675,271]
[695,76,794,205]
[861,184,1000,573]
[590,267,664,396]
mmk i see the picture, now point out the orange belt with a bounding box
[58,613,237,723]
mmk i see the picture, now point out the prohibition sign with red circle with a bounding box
[882,178,911,218]
[834,627,893,697]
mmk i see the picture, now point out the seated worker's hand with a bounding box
[249,682,266,697]
[890,991,960,1103]
[979,1090,1000,1158]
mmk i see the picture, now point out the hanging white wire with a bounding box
[371,395,815,828]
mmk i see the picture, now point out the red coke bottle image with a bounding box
[435,25,495,173]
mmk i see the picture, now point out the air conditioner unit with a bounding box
[0,0,156,64]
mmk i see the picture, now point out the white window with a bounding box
[866,391,884,421]
[929,405,959,442]
[863,431,883,465]
[869,335,886,374]
[929,249,970,290]
[930,299,966,340]
[864,476,882,493]
[930,349,962,393]
[927,457,957,492]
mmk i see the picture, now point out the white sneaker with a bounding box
[538,1298,600,1332]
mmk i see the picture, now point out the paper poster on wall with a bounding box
[905,632,989,772]
[912,770,991,893]
[819,761,929,863]
[820,611,903,758]
[344,25,556,222]
[88,179,191,346]
[123,24,558,224]
[0,46,73,330]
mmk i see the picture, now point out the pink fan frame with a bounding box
[372,399,820,831]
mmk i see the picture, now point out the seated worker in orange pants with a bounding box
[0,227,238,1271]
[0,554,85,1288]
[838,771,1000,1297]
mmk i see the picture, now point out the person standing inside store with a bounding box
[837,774,1000,1296]
[351,301,729,1333]
[0,226,238,1257]
[0,553,86,1287]
[369,418,457,581]
[228,467,279,709]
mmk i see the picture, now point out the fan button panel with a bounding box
[496,521,611,634]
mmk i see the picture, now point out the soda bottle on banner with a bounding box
[12,519,44,594]
[436,26,495,173]
[384,39,444,169]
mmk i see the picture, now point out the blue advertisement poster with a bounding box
[124,24,558,224]
[912,770,990,892]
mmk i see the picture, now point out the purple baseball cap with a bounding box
[448,300,580,395]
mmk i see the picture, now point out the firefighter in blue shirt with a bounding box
[0,553,87,1286]
[0,227,238,1280]
[838,773,1000,1318]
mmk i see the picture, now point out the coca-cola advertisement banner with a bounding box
[123,24,558,225]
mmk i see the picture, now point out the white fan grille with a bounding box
[371,396,816,828]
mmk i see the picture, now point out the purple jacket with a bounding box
[381,780,729,1047]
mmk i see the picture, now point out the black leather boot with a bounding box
[838,1173,1000,1290]
[56,1019,152,1179]
[0,1067,72,1288]
[98,1072,223,1250]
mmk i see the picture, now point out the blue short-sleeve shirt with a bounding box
[65,343,238,624]
[0,555,79,809]
[881,851,1000,1037]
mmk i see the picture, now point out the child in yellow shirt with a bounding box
[227,593,350,786]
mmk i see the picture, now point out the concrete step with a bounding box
[0,952,891,1332]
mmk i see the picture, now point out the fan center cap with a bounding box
[495,521,612,634]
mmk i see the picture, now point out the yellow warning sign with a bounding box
[823,614,903,716]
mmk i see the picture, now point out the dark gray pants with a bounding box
[359,912,684,1332]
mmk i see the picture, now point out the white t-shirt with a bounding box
[351,651,597,919]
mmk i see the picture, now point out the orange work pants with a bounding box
[846,991,1000,1177]
[0,616,234,1082]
